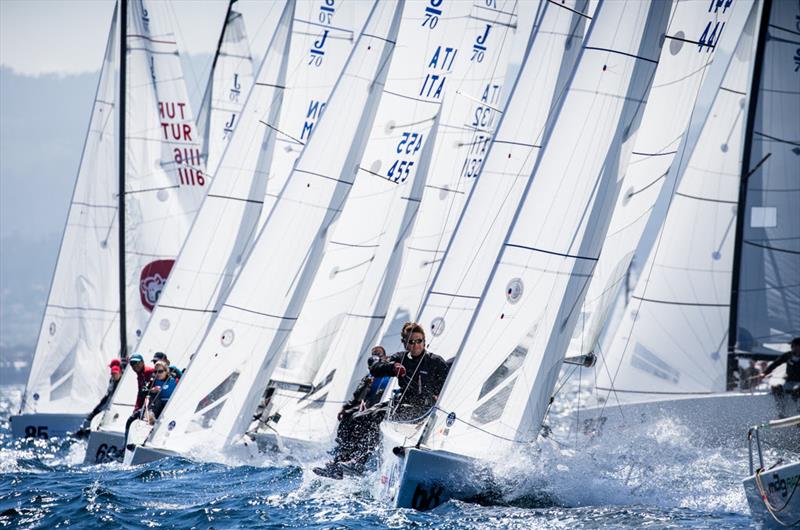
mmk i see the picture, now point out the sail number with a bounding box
[472,25,492,63]
[411,482,445,510]
[23,425,48,438]
[318,0,335,25]
[461,83,502,178]
[698,0,732,52]
[160,101,205,186]
[388,131,424,183]
[309,30,329,67]
[95,443,121,463]
[422,0,444,29]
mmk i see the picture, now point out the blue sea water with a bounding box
[0,385,778,529]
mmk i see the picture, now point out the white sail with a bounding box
[264,1,522,445]
[373,1,522,351]
[422,0,670,460]
[124,0,208,347]
[595,0,789,397]
[145,1,404,456]
[732,0,800,355]
[20,8,121,416]
[20,0,206,416]
[577,0,750,356]
[415,0,591,361]
[198,3,256,174]
[96,0,295,436]
[256,1,372,233]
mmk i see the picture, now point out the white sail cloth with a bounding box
[96,1,295,436]
[20,0,205,415]
[577,0,748,355]
[597,0,795,397]
[415,0,592,361]
[199,6,256,175]
[422,0,670,460]
[21,8,121,415]
[264,0,521,446]
[124,0,208,346]
[255,1,372,236]
[144,1,404,456]
[373,0,522,352]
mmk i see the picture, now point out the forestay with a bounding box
[20,8,121,415]
[145,1,403,455]
[732,0,800,356]
[595,4,759,397]
[576,0,747,355]
[197,4,256,175]
[422,0,670,460]
[267,0,521,445]
[415,0,592,361]
[97,1,294,436]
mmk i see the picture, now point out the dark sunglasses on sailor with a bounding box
[155,369,167,374]
[407,338,424,345]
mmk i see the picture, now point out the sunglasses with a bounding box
[155,369,167,374]
[407,338,424,345]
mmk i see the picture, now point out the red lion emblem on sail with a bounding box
[139,259,175,312]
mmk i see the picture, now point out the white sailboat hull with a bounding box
[743,461,800,529]
[9,413,84,439]
[569,391,800,449]
[84,429,126,464]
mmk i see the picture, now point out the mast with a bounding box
[212,0,236,73]
[726,0,771,388]
[198,0,236,143]
[118,0,128,360]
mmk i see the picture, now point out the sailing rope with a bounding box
[428,405,535,445]
[753,468,800,527]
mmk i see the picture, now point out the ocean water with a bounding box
[0,385,782,529]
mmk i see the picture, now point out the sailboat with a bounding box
[82,0,271,464]
[379,0,671,509]
[83,1,373,464]
[743,415,800,527]
[249,0,519,458]
[10,0,206,439]
[124,0,403,465]
[576,0,799,447]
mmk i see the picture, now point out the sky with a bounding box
[0,0,281,76]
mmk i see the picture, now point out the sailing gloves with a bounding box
[393,363,407,378]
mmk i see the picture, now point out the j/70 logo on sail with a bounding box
[140,260,175,312]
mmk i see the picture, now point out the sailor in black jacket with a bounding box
[369,323,449,421]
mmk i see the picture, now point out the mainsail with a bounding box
[730,0,800,358]
[20,7,121,415]
[19,0,206,417]
[421,0,670,459]
[124,0,208,347]
[597,0,798,397]
[197,0,256,175]
[261,0,520,446]
[415,0,592,360]
[144,1,404,456]
[576,0,746,355]
[96,0,295,437]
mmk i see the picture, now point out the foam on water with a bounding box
[0,384,769,528]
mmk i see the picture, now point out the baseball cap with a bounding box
[129,354,144,363]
